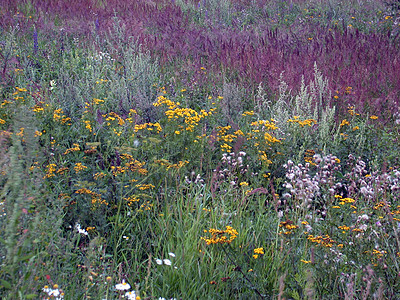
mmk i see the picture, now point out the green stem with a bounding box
[221,245,265,299]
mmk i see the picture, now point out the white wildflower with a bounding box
[163,259,172,266]
[75,223,88,236]
[125,291,137,300]
[115,279,130,291]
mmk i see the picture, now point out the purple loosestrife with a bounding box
[95,17,100,33]
[3,0,399,118]
[33,28,38,54]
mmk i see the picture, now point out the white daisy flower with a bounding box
[125,291,137,300]
[115,279,131,291]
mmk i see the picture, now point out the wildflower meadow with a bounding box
[1,0,400,299]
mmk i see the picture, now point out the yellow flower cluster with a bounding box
[335,195,356,206]
[134,122,162,133]
[154,159,189,170]
[216,125,238,151]
[217,126,236,142]
[242,110,254,116]
[258,150,272,165]
[338,225,350,233]
[109,155,148,177]
[82,120,92,132]
[74,163,88,173]
[301,259,312,264]
[93,98,105,105]
[95,79,108,84]
[372,249,386,258]
[253,247,264,259]
[254,247,264,254]
[287,116,317,127]
[42,163,71,177]
[201,226,238,245]
[93,172,106,180]
[250,119,278,130]
[12,87,27,102]
[307,234,335,248]
[64,143,80,155]
[123,195,140,206]
[340,119,350,127]
[347,106,360,116]
[103,112,125,126]
[29,161,40,172]
[153,95,214,132]
[139,201,153,211]
[44,163,57,178]
[136,184,155,190]
[120,153,134,160]
[15,87,27,92]
[279,220,299,235]
[111,165,126,176]
[1,100,12,107]
[304,149,316,165]
[166,107,211,132]
[16,127,24,138]
[250,119,281,147]
[75,188,108,206]
[75,188,100,197]
[56,167,69,175]
[125,159,148,175]
[373,201,389,210]
[153,95,178,109]
[53,108,72,125]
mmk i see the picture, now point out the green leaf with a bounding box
[147,137,162,144]
[86,142,101,147]
[25,294,38,299]
[17,253,35,263]
[24,271,31,280]
[0,279,11,290]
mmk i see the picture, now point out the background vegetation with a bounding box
[1,0,400,299]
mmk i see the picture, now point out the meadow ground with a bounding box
[1,0,400,299]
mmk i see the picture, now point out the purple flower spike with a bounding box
[95,18,100,32]
[33,29,38,54]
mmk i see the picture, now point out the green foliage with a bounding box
[1,2,400,299]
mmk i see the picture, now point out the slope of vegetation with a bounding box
[1,0,400,299]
